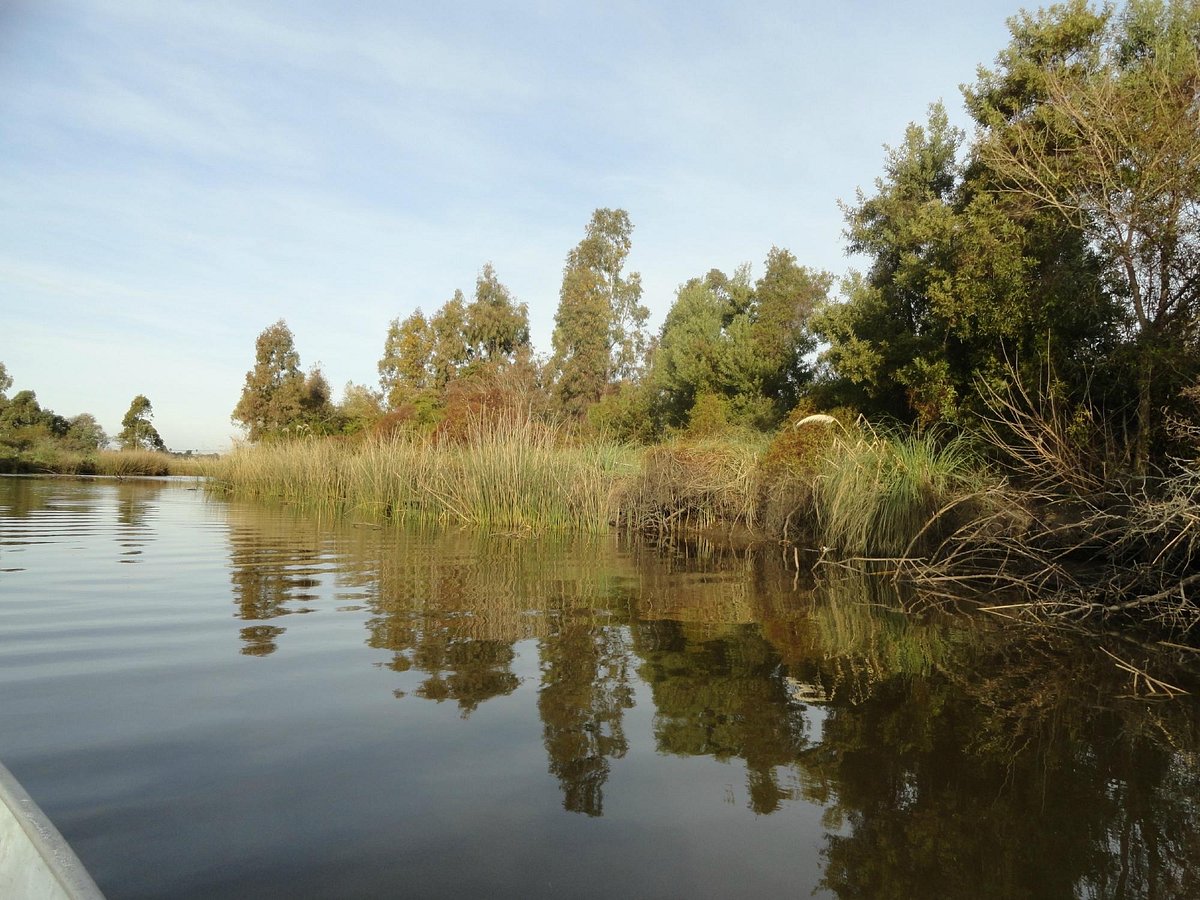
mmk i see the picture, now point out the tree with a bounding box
[464,263,530,365]
[649,275,731,427]
[551,264,612,418]
[378,310,433,409]
[0,361,11,401]
[118,395,166,451]
[64,413,108,451]
[0,389,68,450]
[337,382,383,434]
[648,253,828,430]
[300,365,337,434]
[970,0,1200,468]
[751,248,829,407]
[429,290,473,387]
[550,208,649,417]
[232,320,309,441]
[814,100,1112,425]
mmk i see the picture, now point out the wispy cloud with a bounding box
[1,0,1023,450]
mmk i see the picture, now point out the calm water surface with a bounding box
[1,477,1199,898]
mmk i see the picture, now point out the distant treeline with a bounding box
[0,362,182,472]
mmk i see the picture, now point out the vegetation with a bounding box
[810,427,985,558]
[0,361,196,474]
[971,0,1200,471]
[550,208,649,418]
[117,394,166,451]
[2,0,1178,634]
[231,319,337,440]
[212,411,639,532]
[217,0,1200,636]
[648,254,830,432]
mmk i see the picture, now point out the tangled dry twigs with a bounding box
[889,367,1200,635]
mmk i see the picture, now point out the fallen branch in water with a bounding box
[1100,647,1189,697]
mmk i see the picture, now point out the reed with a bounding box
[210,411,641,532]
[92,450,208,477]
[812,428,986,558]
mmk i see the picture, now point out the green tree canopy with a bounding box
[969,0,1200,467]
[0,390,68,450]
[464,263,530,365]
[337,382,383,434]
[648,252,828,430]
[814,97,1113,426]
[429,290,473,387]
[64,413,108,452]
[232,319,334,440]
[550,208,649,417]
[118,394,166,451]
[650,275,731,426]
[378,310,433,409]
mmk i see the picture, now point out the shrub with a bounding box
[618,436,765,533]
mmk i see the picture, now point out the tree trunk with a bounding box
[1134,344,1153,477]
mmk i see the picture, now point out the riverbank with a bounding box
[0,447,209,477]
[206,412,987,550]
[206,412,1200,640]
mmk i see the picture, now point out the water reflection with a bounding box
[356,545,524,713]
[115,482,155,562]
[635,621,810,815]
[214,496,1200,894]
[226,511,329,656]
[539,608,634,817]
[220,501,1200,900]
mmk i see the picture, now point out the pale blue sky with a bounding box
[2,0,1023,451]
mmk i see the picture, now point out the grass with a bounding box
[210,412,641,532]
[0,446,209,477]
[618,435,767,533]
[810,427,988,558]
[209,408,992,552]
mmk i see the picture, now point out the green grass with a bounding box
[210,413,641,532]
[811,428,987,557]
[208,410,992,549]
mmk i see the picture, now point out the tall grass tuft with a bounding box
[812,428,986,558]
[210,409,640,532]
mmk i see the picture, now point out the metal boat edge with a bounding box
[0,759,104,899]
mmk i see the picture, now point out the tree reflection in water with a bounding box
[226,502,329,656]
[218,503,1200,896]
[538,606,634,817]
[634,620,809,814]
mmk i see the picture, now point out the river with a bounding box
[1,476,1198,898]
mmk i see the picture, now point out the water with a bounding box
[1,477,1198,898]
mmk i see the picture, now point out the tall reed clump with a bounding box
[811,428,988,558]
[210,410,641,532]
[92,450,207,477]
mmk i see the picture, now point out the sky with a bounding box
[1,0,1025,452]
